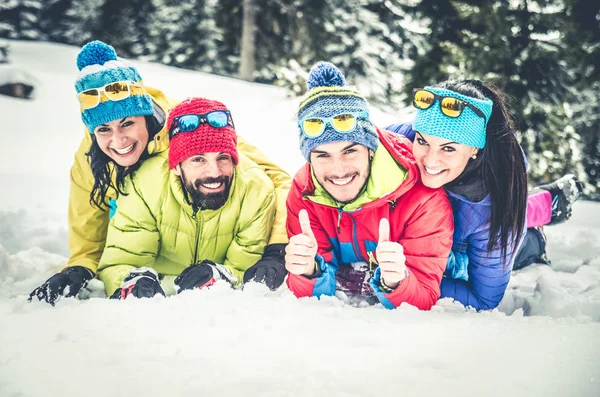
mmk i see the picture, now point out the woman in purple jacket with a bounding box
[387,80,582,310]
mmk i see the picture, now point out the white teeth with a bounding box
[201,182,222,189]
[330,176,353,186]
[425,167,444,175]
[112,143,134,155]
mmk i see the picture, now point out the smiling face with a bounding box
[310,141,371,204]
[93,116,149,167]
[412,131,479,189]
[173,152,235,210]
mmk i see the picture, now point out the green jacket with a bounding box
[97,151,277,296]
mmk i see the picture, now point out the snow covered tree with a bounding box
[0,0,45,40]
[403,0,589,191]
[145,0,223,72]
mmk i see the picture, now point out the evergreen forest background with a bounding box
[1,0,599,198]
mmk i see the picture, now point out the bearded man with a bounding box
[97,98,277,299]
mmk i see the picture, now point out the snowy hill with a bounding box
[0,41,599,397]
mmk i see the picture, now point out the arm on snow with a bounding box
[237,136,292,246]
[440,225,519,311]
[372,188,454,310]
[223,174,278,284]
[97,176,161,297]
[67,133,110,274]
[285,183,339,298]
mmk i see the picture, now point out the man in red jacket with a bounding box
[285,62,454,309]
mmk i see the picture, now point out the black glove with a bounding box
[175,260,236,292]
[29,266,94,306]
[110,267,165,299]
[243,244,287,291]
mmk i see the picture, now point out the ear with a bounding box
[471,148,479,158]
[172,164,182,177]
[369,149,374,161]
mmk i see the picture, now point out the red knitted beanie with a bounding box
[167,97,238,169]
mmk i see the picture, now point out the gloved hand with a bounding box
[29,266,94,306]
[243,244,287,290]
[174,260,237,293]
[110,267,165,299]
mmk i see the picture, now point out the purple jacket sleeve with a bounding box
[385,122,416,142]
[439,224,518,310]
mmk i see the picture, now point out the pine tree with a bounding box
[403,0,587,190]
[146,0,223,72]
[0,0,45,40]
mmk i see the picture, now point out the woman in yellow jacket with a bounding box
[29,40,291,305]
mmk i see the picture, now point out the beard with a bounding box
[181,171,232,211]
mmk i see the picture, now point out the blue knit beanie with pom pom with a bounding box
[75,40,153,134]
[298,61,378,161]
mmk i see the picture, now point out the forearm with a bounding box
[98,264,136,297]
[440,275,509,311]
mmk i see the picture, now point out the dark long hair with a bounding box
[439,80,528,262]
[87,115,162,210]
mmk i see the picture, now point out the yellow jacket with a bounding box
[97,151,276,296]
[68,86,291,274]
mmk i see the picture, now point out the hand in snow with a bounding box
[175,260,236,292]
[285,209,318,277]
[28,266,94,306]
[376,218,407,289]
[243,244,287,290]
[110,267,165,299]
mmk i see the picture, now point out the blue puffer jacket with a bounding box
[386,122,520,310]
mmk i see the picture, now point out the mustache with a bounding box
[324,172,357,182]
[193,176,230,189]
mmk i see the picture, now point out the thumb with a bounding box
[299,209,315,239]
[379,218,390,243]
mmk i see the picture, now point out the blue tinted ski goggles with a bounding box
[169,111,235,138]
[298,111,370,138]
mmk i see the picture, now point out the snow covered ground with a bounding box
[0,41,599,397]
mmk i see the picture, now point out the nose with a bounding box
[422,148,441,167]
[204,159,221,178]
[330,156,347,175]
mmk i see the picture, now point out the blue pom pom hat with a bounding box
[75,40,153,134]
[298,61,378,161]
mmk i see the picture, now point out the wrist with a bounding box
[380,268,409,292]
[303,258,322,279]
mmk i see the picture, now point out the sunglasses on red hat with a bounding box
[169,111,235,139]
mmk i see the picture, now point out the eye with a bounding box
[344,148,357,155]
[190,156,205,163]
[121,120,134,128]
[416,137,428,146]
[315,153,329,158]
[95,126,111,134]
[218,155,231,162]
[442,146,456,152]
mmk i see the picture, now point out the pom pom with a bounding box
[306,61,346,90]
[76,41,118,71]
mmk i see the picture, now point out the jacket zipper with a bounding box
[348,213,364,263]
[192,214,202,265]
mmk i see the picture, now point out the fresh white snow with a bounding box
[0,40,599,397]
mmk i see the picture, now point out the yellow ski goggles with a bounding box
[78,80,145,110]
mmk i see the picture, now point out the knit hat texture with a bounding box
[297,62,378,161]
[75,40,153,133]
[167,97,238,169]
[412,86,493,149]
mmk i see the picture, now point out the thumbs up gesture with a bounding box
[285,209,318,277]
[376,218,407,289]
